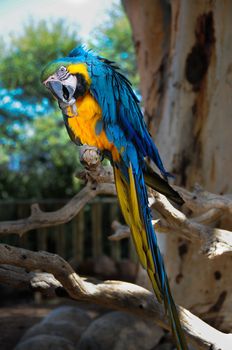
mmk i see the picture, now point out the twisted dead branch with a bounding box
[0,146,232,349]
[0,244,232,350]
[0,147,231,259]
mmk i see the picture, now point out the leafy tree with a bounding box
[0,9,138,200]
[0,19,80,102]
[0,112,80,199]
[0,19,82,199]
[0,18,81,143]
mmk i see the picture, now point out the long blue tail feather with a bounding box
[114,160,188,350]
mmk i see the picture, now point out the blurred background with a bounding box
[0,0,136,264]
[0,1,142,349]
[0,0,232,349]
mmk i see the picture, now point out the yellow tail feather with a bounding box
[114,163,188,350]
[113,164,162,302]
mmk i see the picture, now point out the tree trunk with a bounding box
[124,0,232,332]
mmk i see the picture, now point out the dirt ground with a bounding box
[0,303,54,350]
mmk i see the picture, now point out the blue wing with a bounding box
[88,56,170,178]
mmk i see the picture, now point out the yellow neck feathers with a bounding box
[67,63,91,85]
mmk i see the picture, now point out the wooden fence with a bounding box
[0,197,137,264]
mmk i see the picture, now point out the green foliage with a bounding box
[0,8,138,200]
[0,112,81,199]
[0,19,80,102]
[89,3,139,89]
[0,19,82,199]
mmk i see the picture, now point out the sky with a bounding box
[0,0,118,40]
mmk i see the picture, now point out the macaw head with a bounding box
[41,46,92,106]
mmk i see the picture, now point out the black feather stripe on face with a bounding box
[74,73,88,99]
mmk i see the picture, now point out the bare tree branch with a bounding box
[0,146,116,237]
[109,220,131,240]
[0,183,116,237]
[0,265,62,296]
[176,184,232,216]
[0,147,232,348]
[110,192,232,258]
[151,192,232,258]
[0,244,231,350]
[0,146,231,259]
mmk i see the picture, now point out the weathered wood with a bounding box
[124,0,232,192]
[0,183,116,236]
[1,160,232,259]
[110,189,232,260]
[0,244,231,350]
[123,0,171,132]
[1,146,232,344]
[124,0,232,332]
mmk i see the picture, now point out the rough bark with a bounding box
[124,0,232,192]
[1,245,232,350]
[124,0,232,332]
[110,191,232,259]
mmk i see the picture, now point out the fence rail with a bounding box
[0,197,137,264]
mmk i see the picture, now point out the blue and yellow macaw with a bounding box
[41,46,188,350]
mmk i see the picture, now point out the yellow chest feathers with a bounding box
[66,93,119,160]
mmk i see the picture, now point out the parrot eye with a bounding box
[60,66,66,72]
[57,66,68,80]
